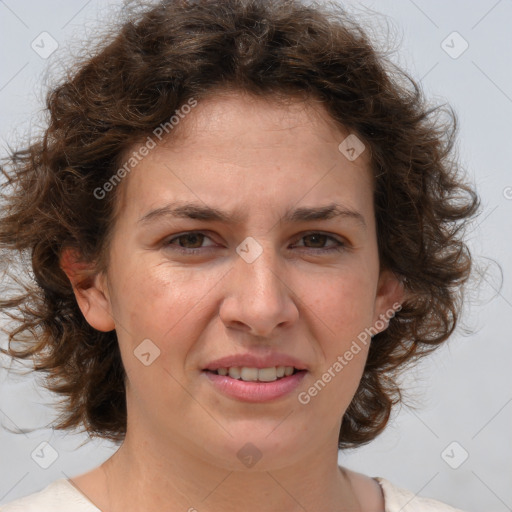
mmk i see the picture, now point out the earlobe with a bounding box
[60,248,116,332]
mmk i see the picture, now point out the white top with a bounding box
[0,477,465,511]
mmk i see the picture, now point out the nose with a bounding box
[219,242,299,338]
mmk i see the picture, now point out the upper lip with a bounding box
[203,353,308,371]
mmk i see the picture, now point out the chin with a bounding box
[197,423,316,472]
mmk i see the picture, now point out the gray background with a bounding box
[0,1,511,510]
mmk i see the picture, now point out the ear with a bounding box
[371,268,405,335]
[60,248,116,332]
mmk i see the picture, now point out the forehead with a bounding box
[162,91,360,156]
[114,92,374,222]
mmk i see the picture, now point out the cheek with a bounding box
[301,272,374,414]
[108,258,222,349]
[304,265,378,349]
[107,261,223,408]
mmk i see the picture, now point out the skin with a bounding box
[63,91,403,512]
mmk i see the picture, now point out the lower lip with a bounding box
[203,370,307,402]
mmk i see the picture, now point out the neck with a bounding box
[97,427,360,512]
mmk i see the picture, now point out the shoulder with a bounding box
[376,477,466,512]
[0,475,466,512]
[341,467,465,512]
[0,479,101,512]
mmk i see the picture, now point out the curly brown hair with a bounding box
[0,0,479,448]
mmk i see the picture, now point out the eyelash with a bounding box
[164,231,347,255]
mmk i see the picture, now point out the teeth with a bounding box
[240,367,259,381]
[216,366,296,381]
[228,367,241,379]
[258,367,279,382]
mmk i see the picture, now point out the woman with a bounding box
[0,0,478,510]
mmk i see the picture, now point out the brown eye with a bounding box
[165,231,217,253]
[172,233,206,249]
[302,234,329,248]
[294,232,345,253]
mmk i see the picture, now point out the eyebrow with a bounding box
[138,201,367,229]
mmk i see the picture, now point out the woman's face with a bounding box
[78,92,402,470]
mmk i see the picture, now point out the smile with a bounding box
[207,366,298,382]
[202,367,307,402]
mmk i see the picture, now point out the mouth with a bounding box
[202,364,307,402]
[203,366,304,382]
